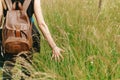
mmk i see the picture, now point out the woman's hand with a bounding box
[51,46,64,61]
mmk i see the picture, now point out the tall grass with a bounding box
[38,0,120,80]
[1,0,120,80]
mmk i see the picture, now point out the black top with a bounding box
[3,0,34,18]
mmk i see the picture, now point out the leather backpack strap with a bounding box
[5,0,13,10]
[23,0,31,12]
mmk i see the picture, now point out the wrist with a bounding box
[52,46,57,50]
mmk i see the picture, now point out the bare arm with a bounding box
[0,0,3,26]
[34,0,63,61]
[34,0,56,49]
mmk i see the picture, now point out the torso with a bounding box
[3,0,34,18]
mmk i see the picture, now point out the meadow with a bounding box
[1,0,120,80]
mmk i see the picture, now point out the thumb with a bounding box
[60,48,65,53]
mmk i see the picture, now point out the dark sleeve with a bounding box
[3,8,8,17]
[27,0,34,18]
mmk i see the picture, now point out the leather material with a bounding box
[2,0,32,54]
[3,0,34,18]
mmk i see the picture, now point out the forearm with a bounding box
[0,15,2,25]
[38,23,57,49]
[0,0,3,25]
[34,0,57,49]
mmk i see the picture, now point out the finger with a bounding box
[54,54,57,61]
[60,49,65,53]
[59,53,64,60]
[51,54,54,60]
[56,54,60,62]
[51,50,55,60]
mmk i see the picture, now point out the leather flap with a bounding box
[6,24,30,30]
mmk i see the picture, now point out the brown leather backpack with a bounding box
[2,0,32,54]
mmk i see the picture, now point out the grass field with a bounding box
[1,0,120,80]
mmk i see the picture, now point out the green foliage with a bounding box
[1,0,120,80]
[34,0,120,79]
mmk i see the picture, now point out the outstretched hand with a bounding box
[51,46,64,61]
